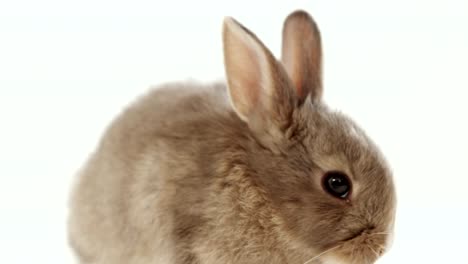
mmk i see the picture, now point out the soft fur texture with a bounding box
[68,10,396,264]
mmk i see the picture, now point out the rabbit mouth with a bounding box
[303,230,388,264]
[304,227,389,264]
[334,230,388,263]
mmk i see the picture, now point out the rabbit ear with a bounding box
[223,17,296,149]
[281,10,323,102]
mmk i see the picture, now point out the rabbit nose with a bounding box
[343,225,376,242]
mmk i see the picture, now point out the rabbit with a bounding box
[68,10,396,264]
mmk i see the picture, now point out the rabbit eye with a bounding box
[323,172,351,199]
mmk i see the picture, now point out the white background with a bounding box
[1,0,467,263]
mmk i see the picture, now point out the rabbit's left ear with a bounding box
[282,10,323,102]
[223,17,296,151]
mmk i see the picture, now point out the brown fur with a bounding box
[68,10,396,264]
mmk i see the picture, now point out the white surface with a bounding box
[1,0,467,263]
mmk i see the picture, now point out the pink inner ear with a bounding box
[282,37,305,99]
[227,36,265,118]
[294,70,304,98]
[244,46,262,107]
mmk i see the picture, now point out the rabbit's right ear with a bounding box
[282,10,323,102]
[223,17,296,150]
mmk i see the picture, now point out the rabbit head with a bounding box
[223,10,396,264]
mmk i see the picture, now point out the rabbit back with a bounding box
[68,82,242,264]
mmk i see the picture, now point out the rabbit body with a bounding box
[69,11,396,264]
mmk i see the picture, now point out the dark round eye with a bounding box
[323,172,351,199]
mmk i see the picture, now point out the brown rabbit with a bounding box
[68,10,396,264]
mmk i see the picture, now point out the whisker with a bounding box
[303,245,340,264]
[370,232,392,236]
[367,245,379,258]
[351,243,358,264]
